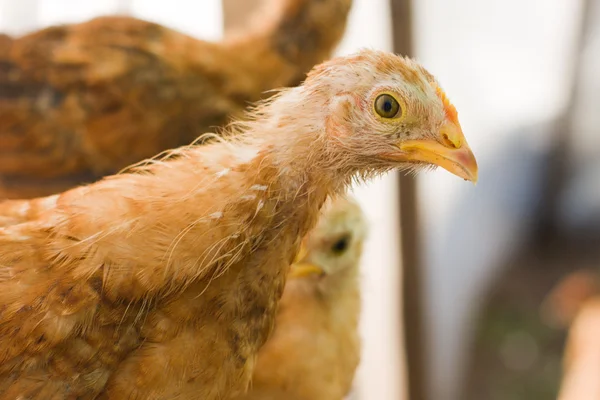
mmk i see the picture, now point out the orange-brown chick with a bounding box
[0,0,352,199]
[234,195,367,400]
[0,50,477,399]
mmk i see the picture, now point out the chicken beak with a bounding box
[289,263,326,279]
[289,241,325,278]
[397,122,478,183]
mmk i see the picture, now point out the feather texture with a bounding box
[0,49,475,399]
[0,0,352,199]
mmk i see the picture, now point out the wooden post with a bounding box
[533,0,591,244]
[389,1,428,399]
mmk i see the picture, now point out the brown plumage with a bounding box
[0,0,352,199]
[0,50,477,399]
[234,195,366,400]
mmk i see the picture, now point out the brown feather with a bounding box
[0,0,352,199]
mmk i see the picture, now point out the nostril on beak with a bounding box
[442,133,458,149]
[440,123,463,149]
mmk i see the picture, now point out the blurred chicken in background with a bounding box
[234,196,367,400]
[542,267,600,400]
[541,269,600,329]
[0,0,352,199]
[556,297,600,400]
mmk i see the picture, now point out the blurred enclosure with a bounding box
[1,0,600,399]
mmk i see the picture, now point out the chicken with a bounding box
[0,49,478,399]
[234,195,367,400]
[557,298,600,400]
[0,0,352,199]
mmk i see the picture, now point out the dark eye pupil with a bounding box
[375,94,400,118]
[331,236,350,254]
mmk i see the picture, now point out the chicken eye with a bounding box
[331,235,351,255]
[374,94,401,118]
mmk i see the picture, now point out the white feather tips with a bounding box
[215,168,230,178]
[42,194,59,208]
[237,147,258,164]
[209,211,223,220]
[17,203,30,215]
[250,185,268,191]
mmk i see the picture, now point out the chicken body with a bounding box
[0,50,477,399]
[0,140,326,399]
[0,0,352,199]
[235,196,366,400]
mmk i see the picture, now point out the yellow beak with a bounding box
[396,122,478,183]
[288,262,325,279]
[289,241,325,279]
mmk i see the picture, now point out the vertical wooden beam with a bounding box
[389,1,428,400]
[534,0,592,245]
